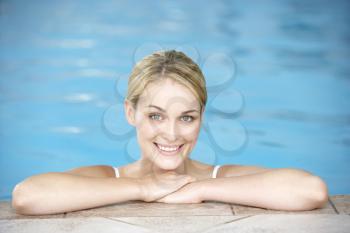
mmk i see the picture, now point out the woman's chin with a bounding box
[148,147,189,171]
[154,157,183,171]
[156,162,179,171]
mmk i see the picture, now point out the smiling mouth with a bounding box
[153,142,184,155]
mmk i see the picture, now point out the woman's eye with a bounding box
[149,114,162,121]
[181,116,193,122]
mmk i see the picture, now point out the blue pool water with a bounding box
[0,0,349,200]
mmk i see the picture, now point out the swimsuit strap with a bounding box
[212,165,221,178]
[114,167,120,178]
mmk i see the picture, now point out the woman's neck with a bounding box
[135,157,191,177]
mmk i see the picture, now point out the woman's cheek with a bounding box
[137,119,160,138]
[180,122,201,140]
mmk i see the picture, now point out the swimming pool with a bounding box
[1,0,349,200]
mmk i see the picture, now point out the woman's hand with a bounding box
[138,171,197,202]
[155,181,204,204]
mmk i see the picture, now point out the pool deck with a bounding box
[0,195,349,233]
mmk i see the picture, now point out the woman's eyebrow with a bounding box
[147,105,199,114]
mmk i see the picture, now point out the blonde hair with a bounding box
[126,50,207,112]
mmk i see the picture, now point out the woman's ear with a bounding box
[201,106,205,115]
[124,100,136,126]
[200,106,205,119]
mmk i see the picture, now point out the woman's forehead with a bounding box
[138,79,200,110]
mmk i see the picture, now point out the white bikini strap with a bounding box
[212,165,221,178]
[114,167,120,178]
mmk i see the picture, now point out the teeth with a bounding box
[156,144,180,152]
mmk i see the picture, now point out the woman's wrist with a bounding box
[196,179,213,202]
[111,177,145,202]
[135,178,147,201]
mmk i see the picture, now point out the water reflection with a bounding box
[210,89,244,116]
[270,110,350,125]
[102,103,134,140]
[258,140,286,148]
[50,126,84,134]
[1,0,350,199]
[202,52,236,92]
[204,116,247,155]
[64,93,96,103]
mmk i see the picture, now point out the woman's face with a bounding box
[125,78,203,170]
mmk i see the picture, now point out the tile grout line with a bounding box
[197,215,253,233]
[328,197,339,214]
[230,204,236,215]
[103,216,151,229]
[66,214,234,218]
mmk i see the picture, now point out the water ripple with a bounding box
[258,140,286,148]
[39,38,96,49]
[270,110,350,125]
[50,126,84,134]
[63,93,96,103]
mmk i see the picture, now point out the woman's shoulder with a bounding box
[115,160,271,179]
[188,160,217,179]
[215,164,271,178]
[190,160,271,178]
[65,165,116,178]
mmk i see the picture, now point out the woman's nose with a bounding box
[162,120,178,141]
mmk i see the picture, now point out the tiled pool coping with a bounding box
[0,195,349,232]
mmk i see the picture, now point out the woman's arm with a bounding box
[199,168,328,211]
[12,165,196,215]
[12,172,142,215]
[64,165,117,178]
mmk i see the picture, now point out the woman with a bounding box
[12,50,328,215]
